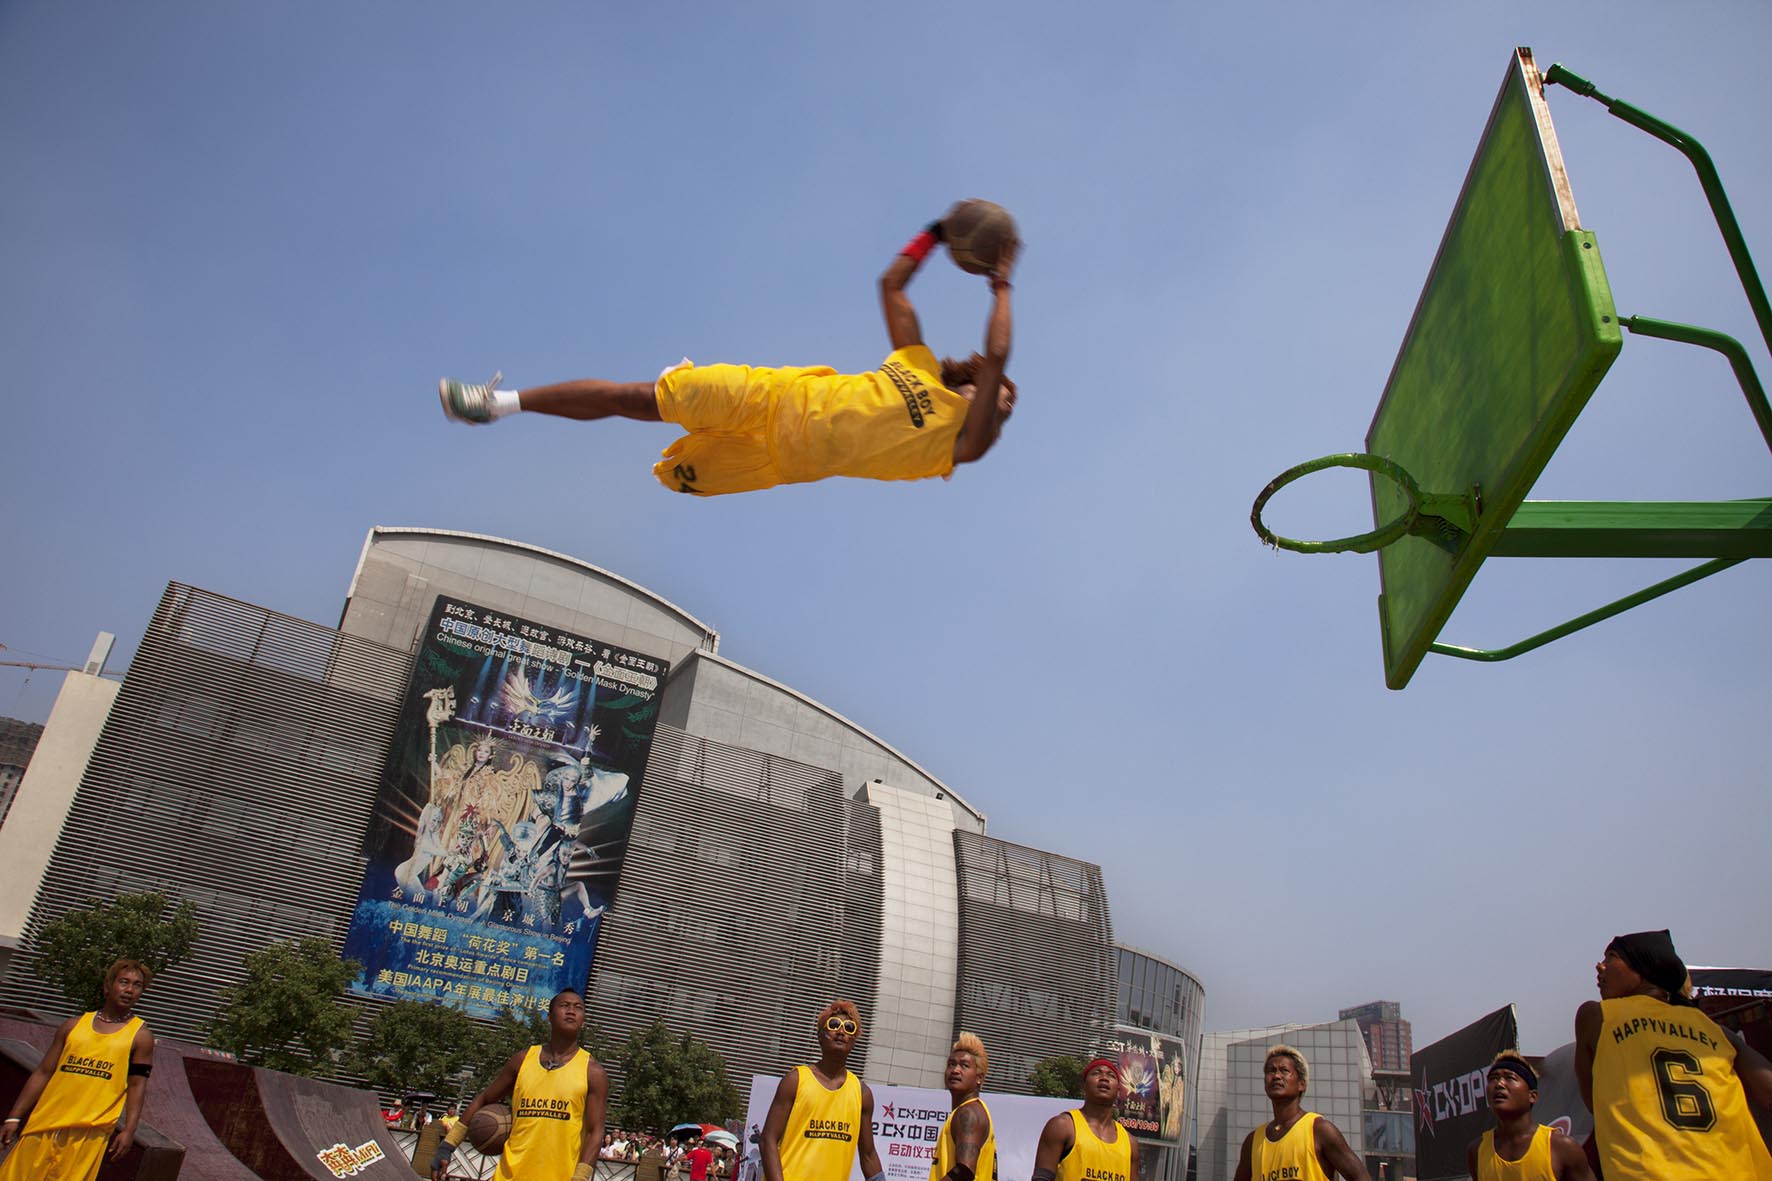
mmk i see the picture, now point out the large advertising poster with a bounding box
[1099,1027,1186,1143]
[341,596,668,1018]
[741,1077,1073,1181]
[1410,1004,1518,1181]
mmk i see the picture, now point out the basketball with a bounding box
[942,199,1019,275]
[467,1104,513,1154]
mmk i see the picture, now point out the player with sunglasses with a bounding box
[759,1001,883,1181]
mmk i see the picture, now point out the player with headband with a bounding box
[1233,1044,1368,1181]
[1032,1057,1139,1181]
[436,206,1018,496]
[759,1000,884,1181]
[1575,929,1772,1180]
[1466,1051,1592,1180]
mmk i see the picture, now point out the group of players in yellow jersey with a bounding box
[2,929,1769,1181]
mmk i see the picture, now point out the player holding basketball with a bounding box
[1232,1045,1368,1181]
[1465,1052,1593,1181]
[0,959,156,1181]
[758,1000,884,1181]
[1033,1058,1139,1181]
[437,207,1017,496]
[432,988,608,1181]
[1574,929,1772,1180]
[932,1034,996,1181]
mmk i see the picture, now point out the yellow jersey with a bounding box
[1248,1112,1328,1181]
[1055,1110,1131,1181]
[1591,994,1772,1180]
[654,347,971,494]
[930,1097,995,1181]
[1475,1125,1555,1181]
[25,1012,141,1133]
[779,1065,861,1181]
[499,1045,588,1181]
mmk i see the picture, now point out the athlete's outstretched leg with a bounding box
[438,374,661,424]
[519,379,661,421]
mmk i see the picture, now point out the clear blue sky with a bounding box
[3,2,1767,1055]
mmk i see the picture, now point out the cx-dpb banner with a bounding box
[342,595,667,1018]
[1410,1004,1518,1181]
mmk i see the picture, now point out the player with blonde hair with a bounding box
[1233,1045,1368,1181]
[932,1034,995,1181]
[0,959,156,1181]
[759,1001,883,1181]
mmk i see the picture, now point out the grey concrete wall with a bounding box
[666,652,984,831]
[339,528,718,671]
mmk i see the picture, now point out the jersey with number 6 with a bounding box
[1591,994,1772,1179]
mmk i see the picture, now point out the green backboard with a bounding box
[1367,47,1622,689]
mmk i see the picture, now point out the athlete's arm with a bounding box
[1465,1138,1480,1180]
[1126,1131,1141,1178]
[1573,1001,1603,1112]
[1313,1116,1370,1181]
[1725,1028,1772,1111]
[109,1024,156,1160]
[953,246,1017,466]
[880,231,933,352]
[434,1051,523,1181]
[0,1014,76,1146]
[758,1069,799,1181]
[940,1100,990,1181]
[857,1082,884,1179]
[1231,1129,1255,1181]
[1032,1112,1075,1179]
[577,1056,610,1176]
[1549,1129,1595,1181]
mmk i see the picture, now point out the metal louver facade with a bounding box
[0,583,410,1042]
[950,830,1117,1093]
[588,725,882,1087]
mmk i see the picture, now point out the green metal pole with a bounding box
[1621,316,1772,456]
[1427,557,1744,663]
[1545,63,1772,362]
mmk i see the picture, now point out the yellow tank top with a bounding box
[498,1045,588,1181]
[1055,1110,1132,1181]
[930,1097,996,1181]
[1249,1112,1328,1181]
[25,1012,140,1133]
[769,346,970,483]
[1592,994,1772,1180]
[780,1065,861,1181]
[1476,1125,1556,1181]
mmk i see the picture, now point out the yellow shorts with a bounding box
[652,363,787,496]
[0,1126,111,1181]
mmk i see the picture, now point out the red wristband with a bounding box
[990,276,1012,292]
[899,230,938,262]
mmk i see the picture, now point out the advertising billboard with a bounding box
[1100,1026,1187,1143]
[341,595,667,1017]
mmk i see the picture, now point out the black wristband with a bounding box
[925,219,945,243]
[127,1062,152,1078]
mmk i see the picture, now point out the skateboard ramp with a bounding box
[184,1056,416,1180]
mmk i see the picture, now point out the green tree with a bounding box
[349,999,482,1100]
[32,891,200,1010]
[207,937,361,1075]
[1028,1054,1087,1099]
[614,1019,740,1131]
